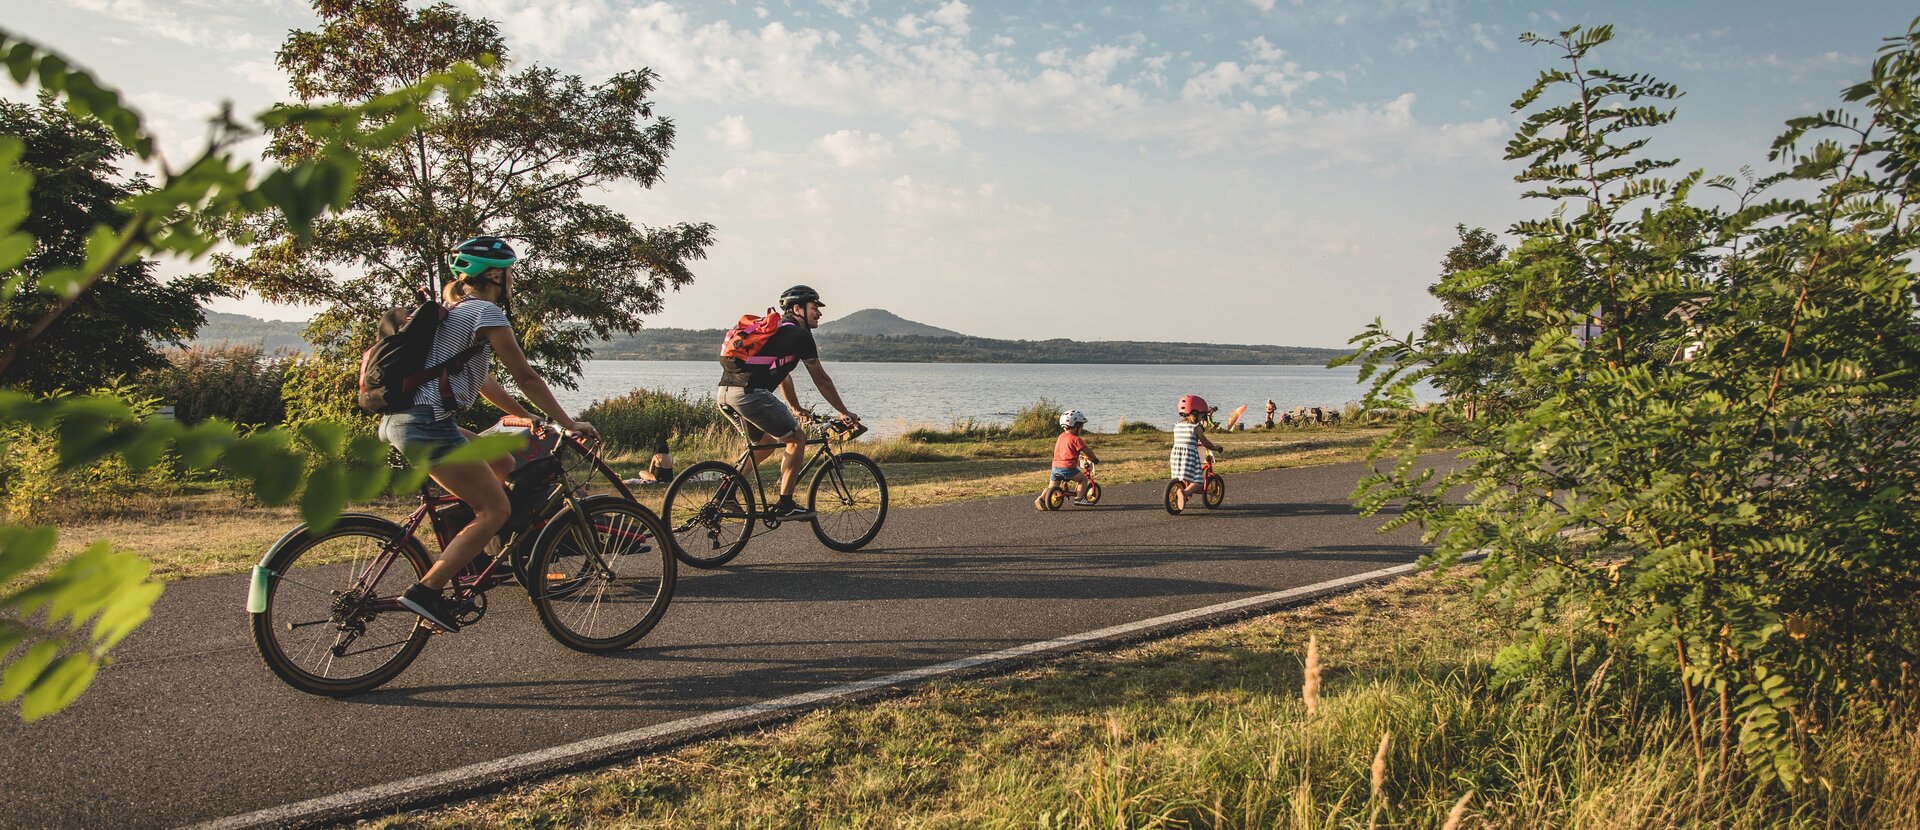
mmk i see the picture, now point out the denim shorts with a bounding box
[378,404,467,462]
[718,385,799,442]
[1050,466,1081,481]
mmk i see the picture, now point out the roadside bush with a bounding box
[139,344,293,427]
[279,353,370,436]
[0,381,180,523]
[1347,21,1920,783]
[580,388,725,455]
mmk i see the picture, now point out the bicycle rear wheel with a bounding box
[1203,473,1225,509]
[250,515,433,696]
[1164,480,1184,515]
[528,496,677,652]
[809,452,888,551]
[663,460,755,568]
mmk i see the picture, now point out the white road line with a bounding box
[182,560,1429,830]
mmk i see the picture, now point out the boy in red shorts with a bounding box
[1036,409,1100,509]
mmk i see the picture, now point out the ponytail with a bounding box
[441,276,467,305]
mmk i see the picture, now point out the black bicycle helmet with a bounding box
[778,284,823,309]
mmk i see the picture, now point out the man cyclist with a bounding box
[717,284,858,519]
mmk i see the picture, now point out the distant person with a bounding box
[1263,399,1276,429]
[716,284,859,519]
[622,432,675,487]
[1170,395,1223,512]
[1036,409,1100,510]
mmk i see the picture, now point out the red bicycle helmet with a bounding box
[1178,395,1208,416]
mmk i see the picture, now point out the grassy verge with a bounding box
[361,567,1918,829]
[32,424,1386,583]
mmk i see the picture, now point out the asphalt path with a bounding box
[1,458,1434,829]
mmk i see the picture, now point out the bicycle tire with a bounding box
[663,460,755,568]
[1044,488,1065,511]
[250,515,433,696]
[1203,473,1225,509]
[808,452,889,551]
[1164,480,1184,515]
[1083,481,1102,505]
[528,495,677,652]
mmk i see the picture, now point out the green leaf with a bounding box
[0,525,55,587]
[3,42,36,84]
[0,641,57,702]
[91,579,161,650]
[298,420,348,459]
[19,653,98,721]
[299,464,347,533]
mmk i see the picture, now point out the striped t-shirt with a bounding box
[414,299,511,421]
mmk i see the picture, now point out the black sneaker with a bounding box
[769,499,815,519]
[398,583,462,632]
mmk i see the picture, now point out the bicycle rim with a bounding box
[1084,481,1102,505]
[251,518,431,696]
[809,452,888,551]
[530,497,676,652]
[1203,474,1225,508]
[664,461,754,568]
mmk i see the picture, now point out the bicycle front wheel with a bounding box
[528,496,677,652]
[250,515,433,696]
[1203,473,1225,509]
[663,461,755,568]
[1083,481,1103,505]
[808,452,888,551]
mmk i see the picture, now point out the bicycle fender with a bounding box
[246,513,405,614]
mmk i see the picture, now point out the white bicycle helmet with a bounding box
[1059,409,1088,429]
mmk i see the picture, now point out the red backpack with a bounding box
[719,308,792,362]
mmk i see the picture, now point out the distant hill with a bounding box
[190,312,311,353]
[817,308,964,338]
[593,309,1343,365]
[185,309,1346,365]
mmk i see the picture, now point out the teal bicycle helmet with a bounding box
[447,236,517,280]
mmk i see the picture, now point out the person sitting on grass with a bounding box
[622,433,675,487]
[1170,394,1223,512]
[1036,409,1100,510]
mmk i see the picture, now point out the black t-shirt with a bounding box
[718,323,818,389]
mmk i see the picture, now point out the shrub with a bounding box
[139,343,294,427]
[580,388,726,455]
[279,353,371,436]
[1119,419,1162,433]
[0,381,180,523]
[1346,22,1920,783]
[1006,399,1063,438]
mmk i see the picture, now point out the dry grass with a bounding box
[356,568,1920,829]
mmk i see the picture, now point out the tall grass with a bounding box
[905,399,1065,443]
[139,343,294,426]
[579,388,729,456]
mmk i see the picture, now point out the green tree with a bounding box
[212,0,715,390]
[1417,225,1515,412]
[0,99,222,393]
[1345,20,1920,785]
[0,28,510,721]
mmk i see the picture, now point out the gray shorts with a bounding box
[718,385,799,442]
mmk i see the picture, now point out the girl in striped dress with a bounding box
[1170,394,1222,511]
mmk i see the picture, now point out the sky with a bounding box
[3,0,1913,348]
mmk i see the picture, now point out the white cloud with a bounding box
[900,118,961,152]
[1247,0,1277,10]
[707,114,754,150]
[816,129,893,166]
[69,0,266,50]
[932,2,971,37]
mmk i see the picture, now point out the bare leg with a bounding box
[419,460,510,589]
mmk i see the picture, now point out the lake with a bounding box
[553,361,1438,438]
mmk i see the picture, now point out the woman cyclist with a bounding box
[380,236,598,632]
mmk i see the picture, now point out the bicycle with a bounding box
[247,416,676,696]
[1164,449,1225,514]
[1041,457,1102,511]
[661,408,888,568]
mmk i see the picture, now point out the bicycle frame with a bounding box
[725,421,861,522]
